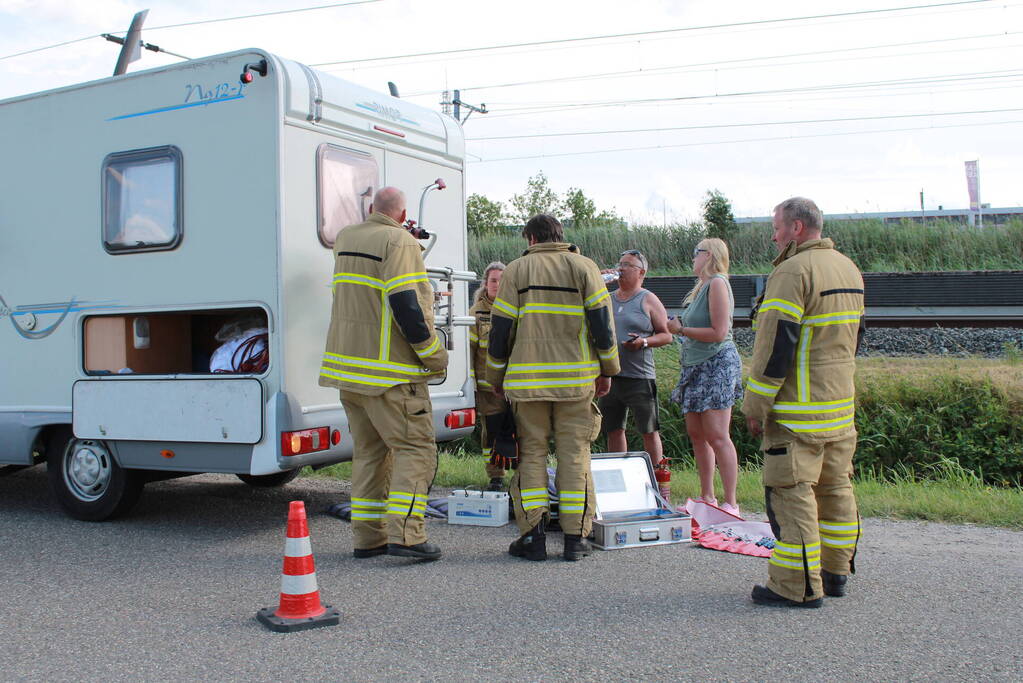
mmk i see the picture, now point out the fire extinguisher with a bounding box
[654,458,671,505]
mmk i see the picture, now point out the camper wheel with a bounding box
[46,427,144,521]
[236,470,302,488]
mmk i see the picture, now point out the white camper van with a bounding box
[0,49,477,520]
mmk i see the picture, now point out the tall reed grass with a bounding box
[469,219,1023,276]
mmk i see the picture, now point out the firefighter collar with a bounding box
[772,237,835,266]
[368,212,403,229]
[522,241,580,256]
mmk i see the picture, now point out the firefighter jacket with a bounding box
[485,242,620,401]
[469,292,496,393]
[319,212,448,396]
[742,238,864,442]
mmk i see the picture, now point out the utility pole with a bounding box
[920,189,925,223]
[442,89,487,124]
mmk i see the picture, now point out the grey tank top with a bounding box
[679,274,734,367]
[612,289,656,379]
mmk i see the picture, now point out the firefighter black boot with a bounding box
[508,521,547,561]
[822,570,848,597]
[563,534,591,561]
[485,477,505,492]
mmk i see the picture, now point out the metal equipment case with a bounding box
[590,452,691,550]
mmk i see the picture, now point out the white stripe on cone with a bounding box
[280,572,318,596]
[285,536,312,557]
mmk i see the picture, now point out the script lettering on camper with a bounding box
[184,82,247,104]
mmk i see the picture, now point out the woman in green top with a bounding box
[667,238,742,516]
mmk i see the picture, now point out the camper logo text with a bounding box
[107,82,247,121]
[356,100,419,126]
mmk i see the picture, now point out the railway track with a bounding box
[469,271,1023,327]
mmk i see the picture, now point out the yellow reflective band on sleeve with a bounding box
[804,311,862,326]
[492,297,519,318]
[796,325,813,402]
[384,272,429,292]
[504,375,599,390]
[520,303,584,316]
[746,378,781,397]
[506,361,600,374]
[468,331,479,343]
[379,289,392,361]
[486,355,507,370]
[776,415,856,433]
[597,346,619,361]
[773,398,855,413]
[584,288,610,308]
[478,339,489,349]
[324,353,433,375]
[415,336,441,359]
[477,379,493,389]
[332,273,385,290]
[759,298,804,321]
[319,368,405,387]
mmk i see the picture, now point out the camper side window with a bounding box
[317,145,378,248]
[102,146,183,253]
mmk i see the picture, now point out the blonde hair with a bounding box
[475,261,506,303]
[682,238,731,305]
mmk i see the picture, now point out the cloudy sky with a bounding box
[3,0,1022,224]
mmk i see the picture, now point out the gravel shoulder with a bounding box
[2,469,1021,682]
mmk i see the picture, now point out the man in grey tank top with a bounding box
[598,250,673,465]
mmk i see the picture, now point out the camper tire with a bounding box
[236,469,302,488]
[46,427,144,521]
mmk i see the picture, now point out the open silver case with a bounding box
[590,451,692,550]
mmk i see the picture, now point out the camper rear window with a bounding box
[102,146,182,253]
[317,145,378,248]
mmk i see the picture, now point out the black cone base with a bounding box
[256,604,341,633]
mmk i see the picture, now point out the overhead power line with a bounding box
[403,31,1022,98]
[474,69,1023,120]
[0,0,381,63]
[467,107,1023,141]
[469,118,1023,163]
[309,0,993,67]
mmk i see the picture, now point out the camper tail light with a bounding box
[444,408,476,430]
[281,427,330,456]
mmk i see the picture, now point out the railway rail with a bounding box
[470,271,1023,327]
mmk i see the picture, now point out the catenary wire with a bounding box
[404,30,1022,97]
[469,118,1023,163]
[467,107,1023,141]
[0,0,381,62]
[309,0,994,67]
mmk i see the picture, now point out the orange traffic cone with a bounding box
[257,501,340,633]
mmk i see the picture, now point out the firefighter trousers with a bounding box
[476,390,508,480]
[509,397,602,536]
[762,424,861,602]
[340,383,438,549]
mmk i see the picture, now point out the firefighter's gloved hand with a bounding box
[486,408,519,470]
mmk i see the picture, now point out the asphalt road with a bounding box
[1,468,1020,682]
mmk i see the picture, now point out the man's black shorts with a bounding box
[598,376,659,435]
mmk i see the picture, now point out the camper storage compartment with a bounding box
[590,451,692,550]
[83,307,268,375]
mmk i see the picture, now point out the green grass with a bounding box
[306,450,1023,529]
[470,219,1023,276]
[307,353,1023,529]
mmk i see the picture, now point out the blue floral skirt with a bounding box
[669,344,743,414]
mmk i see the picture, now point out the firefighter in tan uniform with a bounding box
[319,187,448,562]
[468,261,511,491]
[486,214,620,562]
[744,197,864,607]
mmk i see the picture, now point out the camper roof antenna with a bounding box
[388,82,400,98]
[109,9,149,76]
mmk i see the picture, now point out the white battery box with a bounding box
[447,490,510,527]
